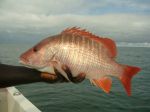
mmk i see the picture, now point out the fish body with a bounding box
[52,33,120,79]
[20,27,141,96]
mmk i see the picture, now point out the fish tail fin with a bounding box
[119,65,141,96]
[92,77,112,93]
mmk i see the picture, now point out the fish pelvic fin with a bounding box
[120,65,141,96]
[92,77,112,93]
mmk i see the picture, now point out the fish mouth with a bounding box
[19,59,47,71]
[19,60,35,68]
[19,59,26,66]
[19,55,36,68]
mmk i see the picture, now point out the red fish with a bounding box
[20,27,141,96]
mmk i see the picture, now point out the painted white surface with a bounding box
[0,87,41,112]
[0,88,8,112]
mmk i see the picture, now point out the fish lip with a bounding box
[19,60,25,64]
[19,60,34,69]
[19,59,34,68]
[19,60,46,70]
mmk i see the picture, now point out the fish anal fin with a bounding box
[62,27,117,58]
[93,77,112,93]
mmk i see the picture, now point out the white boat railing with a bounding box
[0,87,41,112]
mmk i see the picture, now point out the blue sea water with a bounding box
[0,43,150,112]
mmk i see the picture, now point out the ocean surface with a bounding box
[0,43,150,112]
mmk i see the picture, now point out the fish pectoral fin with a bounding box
[92,77,112,93]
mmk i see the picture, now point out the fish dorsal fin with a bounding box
[100,38,117,58]
[62,27,117,58]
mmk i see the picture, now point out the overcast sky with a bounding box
[0,0,150,43]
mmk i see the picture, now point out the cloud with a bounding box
[0,0,150,43]
[0,0,103,15]
[0,0,149,15]
[0,12,149,42]
[106,0,150,10]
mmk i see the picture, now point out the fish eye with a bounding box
[33,47,38,52]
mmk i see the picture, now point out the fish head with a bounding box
[19,36,58,69]
[20,43,49,69]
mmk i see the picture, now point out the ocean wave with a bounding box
[117,42,150,47]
